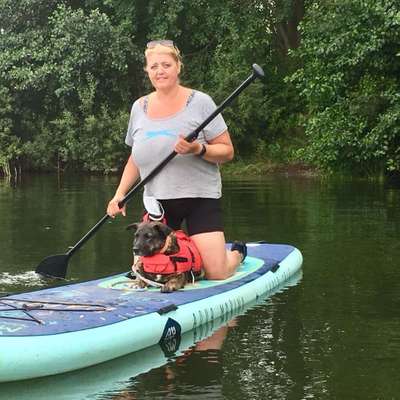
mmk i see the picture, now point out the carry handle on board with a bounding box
[35,64,265,279]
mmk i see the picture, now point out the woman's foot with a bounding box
[230,241,247,263]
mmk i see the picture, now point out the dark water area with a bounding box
[1,173,400,399]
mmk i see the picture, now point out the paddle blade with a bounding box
[35,254,70,279]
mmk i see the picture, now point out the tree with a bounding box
[0,1,135,172]
[0,86,21,177]
[291,0,400,174]
[1,0,306,173]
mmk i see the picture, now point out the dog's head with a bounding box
[126,221,173,257]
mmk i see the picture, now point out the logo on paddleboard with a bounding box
[159,317,182,356]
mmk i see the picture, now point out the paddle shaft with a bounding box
[66,65,264,258]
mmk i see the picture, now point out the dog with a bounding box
[126,221,204,292]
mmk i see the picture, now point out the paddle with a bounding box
[35,64,265,279]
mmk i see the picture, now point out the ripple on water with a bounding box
[0,270,48,293]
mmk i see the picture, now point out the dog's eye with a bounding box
[145,233,153,239]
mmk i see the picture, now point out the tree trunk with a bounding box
[275,0,305,55]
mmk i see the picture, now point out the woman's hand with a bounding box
[106,155,140,218]
[175,131,234,163]
[174,134,203,155]
[107,195,126,218]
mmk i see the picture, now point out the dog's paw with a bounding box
[126,278,148,290]
[161,282,176,293]
[137,279,148,289]
[161,274,186,293]
[160,285,170,293]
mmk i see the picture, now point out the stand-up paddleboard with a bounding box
[0,242,302,383]
[0,271,302,400]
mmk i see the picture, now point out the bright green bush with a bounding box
[291,0,400,174]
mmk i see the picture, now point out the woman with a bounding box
[107,40,246,280]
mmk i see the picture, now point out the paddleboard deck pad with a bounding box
[0,242,302,382]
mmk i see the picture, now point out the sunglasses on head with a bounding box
[146,40,175,49]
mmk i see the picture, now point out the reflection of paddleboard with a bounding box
[0,243,302,383]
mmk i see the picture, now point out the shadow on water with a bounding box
[0,271,302,400]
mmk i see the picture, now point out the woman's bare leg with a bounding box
[190,231,242,280]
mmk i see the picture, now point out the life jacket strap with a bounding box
[131,261,164,288]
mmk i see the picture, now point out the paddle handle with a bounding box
[67,64,265,257]
[66,213,110,256]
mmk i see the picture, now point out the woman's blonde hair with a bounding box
[144,42,183,69]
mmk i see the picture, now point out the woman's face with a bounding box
[145,52,180,91]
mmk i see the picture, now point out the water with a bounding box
[1,173,400,399]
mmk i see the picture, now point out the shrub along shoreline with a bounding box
[1,1,399,179]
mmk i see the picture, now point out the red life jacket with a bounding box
[141,230,203,275]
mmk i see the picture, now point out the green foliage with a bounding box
[5,0,398,176]
[0,86,21,176]
[1,0,305,175]
[0,0,135,174]
[291,0,400,174]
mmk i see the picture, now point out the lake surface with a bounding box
[1,173,400,399]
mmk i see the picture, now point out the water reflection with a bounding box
[2,173,400,399]
[110,322,234,400]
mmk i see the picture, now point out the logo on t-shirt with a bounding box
[144,129,176,141]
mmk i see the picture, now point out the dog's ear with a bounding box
[154,223,173,238]
[126,222,140,231]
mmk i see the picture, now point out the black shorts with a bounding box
[158,198,224,236]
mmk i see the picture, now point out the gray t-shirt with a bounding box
[125,90,228,199]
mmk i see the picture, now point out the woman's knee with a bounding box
[190,232,230,280]
[203,259,230,280]
[200,247,229,279]
[203,249,242,280]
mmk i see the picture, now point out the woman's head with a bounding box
[144,40,183,90]
[145,40,182,67]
